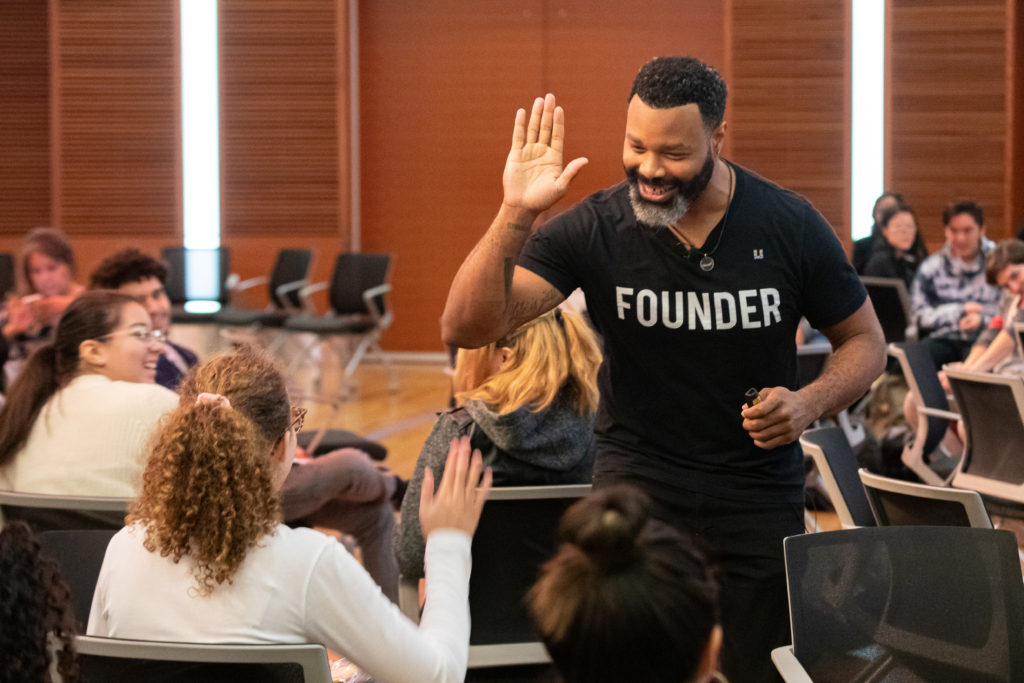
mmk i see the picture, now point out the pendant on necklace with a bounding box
[699,255,715,272]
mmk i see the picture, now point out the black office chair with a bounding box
[888,341,961,485]
[38,528,118,630]
[76,636,332,683]
[773,526,1024,682]
[799,427,876,529]
[216,248,313,341]
[858,468,992,528]
[862,276,914,343]
[0,489,128,532]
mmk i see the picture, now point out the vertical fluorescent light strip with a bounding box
[851,0,885,240]
[180,0,221,311]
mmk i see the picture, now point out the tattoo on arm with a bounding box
[506,288,563,327]
[507,221,530,233]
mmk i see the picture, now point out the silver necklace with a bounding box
[676,164,734,272]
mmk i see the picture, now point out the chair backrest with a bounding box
[783,526,1024,682]
[269,249,313,309]
[861,276,912,343]
[0,251,15,299]
[888,341,951,456]
[799,427,876,528]
[38,528,118,630]
[75,636,332,683]
[0,489,128,532]
[468,483,591,667]
[796,340,831,389]
[161,246,232,305]
[328,253,390,316]
[857,468,992,528]
[947,368,1024,502]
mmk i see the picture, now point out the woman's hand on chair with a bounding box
[420,436,492,538]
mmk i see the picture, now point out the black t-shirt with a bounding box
[519,163,866,504]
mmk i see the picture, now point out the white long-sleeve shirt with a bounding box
[0,374,178,496]
[88,524,471,683]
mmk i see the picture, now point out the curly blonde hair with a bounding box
[454,309,602,416]
[129,346,291,595]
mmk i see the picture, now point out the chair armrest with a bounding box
[362,283,391,323]
[225,273,241,291]
[771,646,812,683]
[273,279,308,310]
[229,275,269,293]
[297,281,329,314]
[919,406,961,421]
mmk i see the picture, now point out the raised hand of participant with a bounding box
[420,436,493,538]
[502,93,589,214]
[740,386,817,450]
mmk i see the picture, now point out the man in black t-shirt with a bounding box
[442,57,885,682]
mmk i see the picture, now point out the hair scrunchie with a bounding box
[195,392,231,409]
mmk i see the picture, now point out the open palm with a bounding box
[502,94,588,212]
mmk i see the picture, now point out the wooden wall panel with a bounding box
[220,0,343,243]
[729,0,850,247]
[360,1,726,351]
[888,0,1009,248]
[0,1,51,236]
[54,0,179,239]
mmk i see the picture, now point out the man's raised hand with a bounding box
[502,93,589,214]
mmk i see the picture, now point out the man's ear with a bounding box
[712,120,727,156]
[78,339,107,369]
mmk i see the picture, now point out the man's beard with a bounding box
[626,149,715,227]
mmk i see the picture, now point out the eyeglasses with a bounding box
[95,328,166,345]
[289,406,307,434]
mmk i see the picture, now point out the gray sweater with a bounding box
[393,391,595,578]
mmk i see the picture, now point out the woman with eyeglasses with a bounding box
[395,308,602,579]
[89,346,492,683]
[0,290,177,496]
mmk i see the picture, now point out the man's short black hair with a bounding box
[942,199,985,228]
[89,248,167,290]
[629,56,727,129]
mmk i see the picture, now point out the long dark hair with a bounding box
[0,521,79,683]
[0,290,137,465]
[529,486,719,683]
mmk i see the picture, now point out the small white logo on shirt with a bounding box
[753,249,765,260]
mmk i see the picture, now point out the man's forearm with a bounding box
[798,332,885,420]
[441,203,539,347]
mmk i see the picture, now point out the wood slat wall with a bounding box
[220,0,344,243]
[360,0,725,351]
[888,0,1010,247]
[728,0,850,247]
[53,0,179,240]
[0,1,51,237]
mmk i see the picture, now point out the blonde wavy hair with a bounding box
[128,346,291,595]
[454,309,601,416]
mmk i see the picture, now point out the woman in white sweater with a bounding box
[0,290,178,495]
[88,346,492,683]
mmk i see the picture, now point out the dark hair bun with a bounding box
[559,485,651,573]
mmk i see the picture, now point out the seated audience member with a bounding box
[89,249,404,598]
[88,347,491,683]
[89,249,196,391]
[0,291,178,495]
[852,191,905,274]
[528,486,721,683]
[863,203,928,289]
[0,520,79,683]
[3,228,85,378]
[910,199,1000,367]
[395,309,601,579]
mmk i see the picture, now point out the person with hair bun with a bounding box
[0,520,80,683]
[395,308,601,578]
[0,290,177,495]
[88,346,492,683]
[529,486,722,683]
